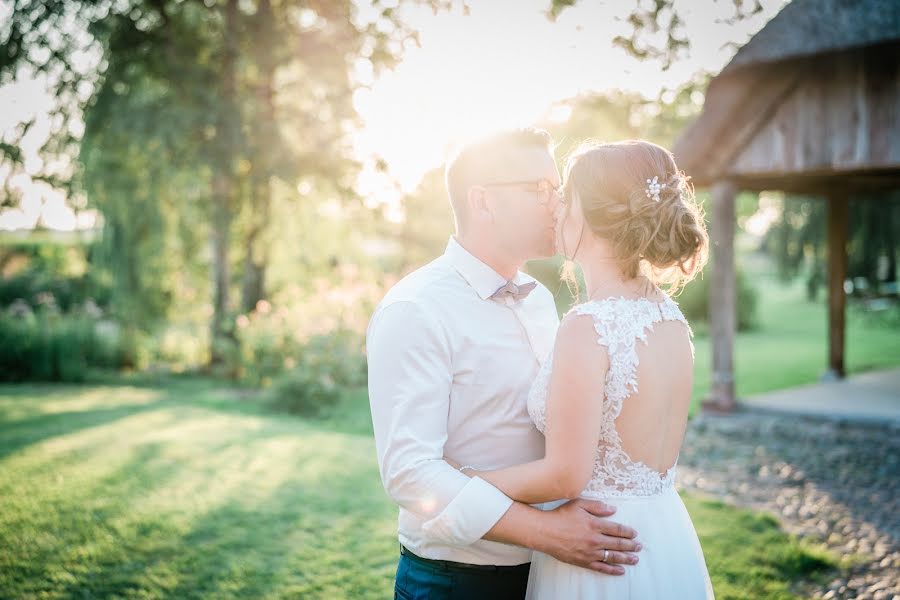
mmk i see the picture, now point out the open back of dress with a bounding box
[527,293,695,498]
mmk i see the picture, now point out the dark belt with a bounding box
[400,544,530,573]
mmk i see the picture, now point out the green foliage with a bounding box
[140,322,211,373]
[545,91,644,157]
[201,266,382,414]
[0,310,127,382]
[675,260,759,331]
[267,331,367,417]
[762,195,826,289]
[0,237,134,380]
[3,0,439,367]
[548,0,765,70]
[0,239,112,311]
[80,6,212,333]
[761,192,899,300]
[383,167,455,271]
[0,267,111,315]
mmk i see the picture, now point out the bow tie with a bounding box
[490,280,537,303]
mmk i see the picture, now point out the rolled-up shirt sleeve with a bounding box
[367,300,514,546]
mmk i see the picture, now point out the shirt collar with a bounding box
[444,237,536,300]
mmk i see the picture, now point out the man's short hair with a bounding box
[444,127,553,225]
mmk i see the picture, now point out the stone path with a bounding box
[677,410,899,599]
[740,368,900,425]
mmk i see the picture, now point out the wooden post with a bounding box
[825,195,849,380]
[702,181,738,414]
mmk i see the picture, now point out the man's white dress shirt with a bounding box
[367,237,560,566]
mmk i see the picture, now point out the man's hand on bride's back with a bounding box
[541,499,642,575]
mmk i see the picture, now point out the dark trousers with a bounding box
[394,544,531,600]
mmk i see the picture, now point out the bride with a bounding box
[446,140,715,598]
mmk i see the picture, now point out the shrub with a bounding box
[0,269,112,315]
[220,265,381,415]
[266,331,367,417]
[0,302,128,382]
[675,263,759,331]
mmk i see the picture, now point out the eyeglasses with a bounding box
[481,179,562,205]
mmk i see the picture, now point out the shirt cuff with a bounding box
[420,476,514,546]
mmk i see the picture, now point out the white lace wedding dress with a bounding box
[525,295,715,599]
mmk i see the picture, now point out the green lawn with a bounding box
[1,378,839,599]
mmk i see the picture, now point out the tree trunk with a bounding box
[208,0,240,368]
[240,0,276,314]
[241,181,269,313]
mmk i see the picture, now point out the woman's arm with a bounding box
[445,314,609,504]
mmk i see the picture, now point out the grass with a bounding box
[683,496,837,600]
[0,380,396,599]
[0,378,840,599]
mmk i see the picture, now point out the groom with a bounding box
[367,128,641,599]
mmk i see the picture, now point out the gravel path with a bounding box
[677,411,900,600]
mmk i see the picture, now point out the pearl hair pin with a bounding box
[645,176,662,202]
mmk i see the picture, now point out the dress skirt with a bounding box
[525,486,714,599]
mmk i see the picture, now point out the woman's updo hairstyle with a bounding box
[561,139,709,294]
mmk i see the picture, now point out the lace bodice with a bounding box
[526,294,694,498]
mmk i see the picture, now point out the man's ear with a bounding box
[467,185,491,222]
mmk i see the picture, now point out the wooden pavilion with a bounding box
[673,0,900,413]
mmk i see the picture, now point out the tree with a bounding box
[763,193,900,300]
[549,0,766,69]
[1,0,444,368]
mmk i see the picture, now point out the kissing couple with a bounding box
[368,129,715,599]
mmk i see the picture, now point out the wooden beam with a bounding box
[703,181,738,414]
[825,195,849,380]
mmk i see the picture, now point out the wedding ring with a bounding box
[602,549,609,562]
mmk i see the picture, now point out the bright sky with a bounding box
[352,0,787,210]
[0,0,787,230]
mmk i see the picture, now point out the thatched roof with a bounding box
[723,0,900,75]
[673,0,900,189]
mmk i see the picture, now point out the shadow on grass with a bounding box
[0,399,173,461]
[0,375,296,461]
[2,415,397,599]
[0,377,405,598]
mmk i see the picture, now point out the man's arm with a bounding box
[367,300,514,545]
